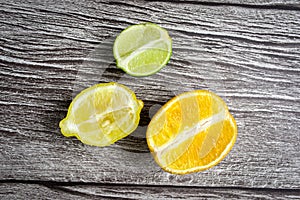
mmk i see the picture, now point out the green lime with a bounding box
[113,23,172,77]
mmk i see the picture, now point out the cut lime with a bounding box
[59,82,144,147]
[113,23,172,77]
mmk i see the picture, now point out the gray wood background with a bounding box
[0,0,299,199]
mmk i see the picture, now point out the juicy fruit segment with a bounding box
[59,82,143,147]
[113,23,172,76]
[146,90,237,174]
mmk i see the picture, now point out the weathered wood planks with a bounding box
[1,182,300,199]
[0,0,299,193]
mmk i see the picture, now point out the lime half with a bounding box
[59,82,144,147]
[113,23,172,77]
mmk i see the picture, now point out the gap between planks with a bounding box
[1,179,300,192]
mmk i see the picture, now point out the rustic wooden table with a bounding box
[1,0,299,199]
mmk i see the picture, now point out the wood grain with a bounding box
[0,0,299,190]
[1,182,300,200]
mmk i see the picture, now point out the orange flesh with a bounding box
[147,90,237,174]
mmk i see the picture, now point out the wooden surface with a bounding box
[1,182,300,200]
[1,0,300,199]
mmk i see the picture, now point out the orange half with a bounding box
[146,90,237,174]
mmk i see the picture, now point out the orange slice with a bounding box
[146,90,237,174]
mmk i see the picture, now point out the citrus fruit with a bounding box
[113,23,172,77]
[146,90,237,174]
[59,82,143,147]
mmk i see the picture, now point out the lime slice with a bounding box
[59,82,144,147]
[113,23,172,77]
